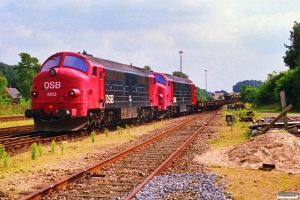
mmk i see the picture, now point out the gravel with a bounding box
[126,173,232,200]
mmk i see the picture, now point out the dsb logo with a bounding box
[44,82,61,90]
[106,95,114,104]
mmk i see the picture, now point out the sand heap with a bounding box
[227,131,300,173]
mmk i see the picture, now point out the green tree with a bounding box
[0,73,9,103]
[12,53,40,100]
[195,86,207,101]
[207,95,215,101]
[232,80,262,92]
[143,65,152,71]
[0,62,17,86]
[215,90,229,96]
[274,67,300,109]
[240,85,259,103]
[82,50,93,56]
[256,71,284,106]
[172,71,189,78]
[283,21,300,69]
[0,74,7,92]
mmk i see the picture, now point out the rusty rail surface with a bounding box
[0,128,88,153]
[0,125,34,135]
[0,115,28,122]
[20,111,219,200]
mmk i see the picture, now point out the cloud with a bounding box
[0,1,300,92]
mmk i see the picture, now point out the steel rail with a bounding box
[0,115,28,122]
[0,125,34,135]
[124,109,218,199]
[20,113,205,200]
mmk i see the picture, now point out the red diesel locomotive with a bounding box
[152,72,197,118]
[25,51,199,131]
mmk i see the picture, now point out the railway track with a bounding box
[0,115,28,122]
[0,128,89,153]
[0,125,34,135]
[0,117,187,153]
[20,110,219,200]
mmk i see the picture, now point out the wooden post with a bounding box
[260,104,292,135]
[280,91,288,130]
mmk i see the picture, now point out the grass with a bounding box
[250,103,300,114]
[0,120,33,128]
[212,167,300,199]
[207,126,248,150]
[207,108,253,150]
[0,103,30,115]
[0,132,137,174]
[251,103,282,113]
[206,107,300,199]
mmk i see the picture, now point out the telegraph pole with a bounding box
[205,70,207,91]
[179,51,183,74]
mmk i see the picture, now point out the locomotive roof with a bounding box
[86,55,152,77]
[163,73,193,84]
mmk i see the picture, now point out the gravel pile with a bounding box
[227,131,300,173]
[128,173,231,200]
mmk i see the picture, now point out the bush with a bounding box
[104,129,109,137]
[244,129,252,140]
[90,131,96,143]
[0,101,30,115]
[2,151,9,168]
[126,124,130,134]
[60,142,65,154]
[38,144,43,157]
[30,142,38,160]
[50,141,56,154]
[117,126,122,135]
[0,145,5,159]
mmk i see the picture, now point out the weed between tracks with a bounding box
[205,108,300,199]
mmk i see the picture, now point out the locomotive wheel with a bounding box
[166,109,171,119]
[87,124,95,131]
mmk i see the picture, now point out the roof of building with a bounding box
[214,92,224,100]
[5,87,21,99]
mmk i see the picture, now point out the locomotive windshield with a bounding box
[40,56,61,72]
[63,56,88,72]
[153,74,166,85]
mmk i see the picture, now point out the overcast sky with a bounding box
[1,0,300,92]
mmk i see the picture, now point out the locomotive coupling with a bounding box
[57,109,70,119]
[25,109,33,118]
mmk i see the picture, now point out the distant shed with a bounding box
[214,93,224,100]
[224,92,240,100]
[5,87,21,104]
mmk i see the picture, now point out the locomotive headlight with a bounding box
[31,91,38,97]
[68,88,81,97]
[49,68,56,76]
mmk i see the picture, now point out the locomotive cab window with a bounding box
[63,56,88,72]
[99,71,102,79]
[153,74,166,85]
[40,56,61,72]
[92,67,97,76]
